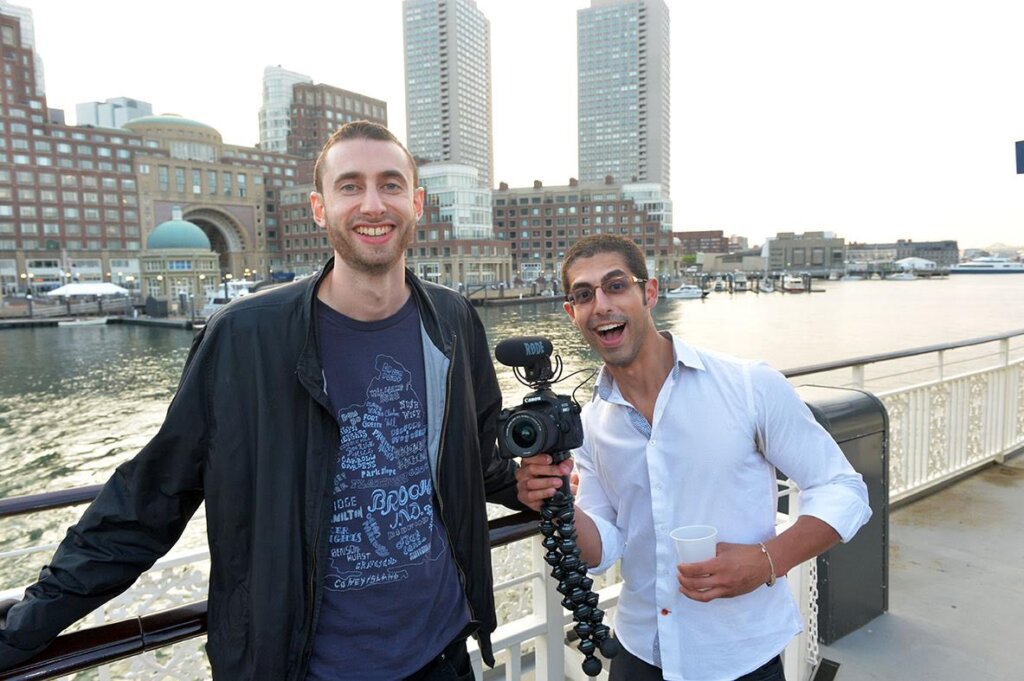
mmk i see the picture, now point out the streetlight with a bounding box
[223,273,233,298]
[125,275,135,316]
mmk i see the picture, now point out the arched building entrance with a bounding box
[183,207,255,278]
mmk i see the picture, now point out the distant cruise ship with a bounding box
[950,257,1024,274]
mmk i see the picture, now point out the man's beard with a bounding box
[326,215,415,276]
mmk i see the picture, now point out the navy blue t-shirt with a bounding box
[306,296,470,681]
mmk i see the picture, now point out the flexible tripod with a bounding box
[538,450,619,676]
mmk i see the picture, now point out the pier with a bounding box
[1,330,1022,680]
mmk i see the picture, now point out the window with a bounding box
[158,166,169,192]
[175,168,185,193]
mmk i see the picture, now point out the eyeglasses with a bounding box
[565,275,648,306]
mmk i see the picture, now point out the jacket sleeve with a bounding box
[0,326,212,668]
[466,303,524,511]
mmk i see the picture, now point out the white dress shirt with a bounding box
[575,334,872,681]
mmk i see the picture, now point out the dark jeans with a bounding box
[401,638,474,681]
[609,643,786,681]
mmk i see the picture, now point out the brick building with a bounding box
[492,177,682,284]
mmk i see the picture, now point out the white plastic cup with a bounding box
[670,525,718,563]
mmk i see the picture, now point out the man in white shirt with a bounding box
[516,235,871,681]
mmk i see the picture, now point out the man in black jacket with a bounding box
[0,121,522,680]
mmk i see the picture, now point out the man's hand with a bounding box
[515,454,574,512]
[676,542,773,602]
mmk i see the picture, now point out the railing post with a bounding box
[851,364,865,389]
[937,349,945,382]
[998,339,1011,463]
[532,534,565,681]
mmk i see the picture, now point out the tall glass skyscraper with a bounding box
[259,66,313,153]
[403,0,494,188]
[577,0,670,191]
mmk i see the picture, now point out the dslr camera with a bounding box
[494,336,583,458]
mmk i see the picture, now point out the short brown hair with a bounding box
[561,234,649,293]
[313,120,418,194]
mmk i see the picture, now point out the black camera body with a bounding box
[497,388,583,458]
[494,335,584,459]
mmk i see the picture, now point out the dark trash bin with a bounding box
[796,385,889,644]
[145,296,168,318]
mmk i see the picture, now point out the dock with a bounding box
[819,454,1023,680]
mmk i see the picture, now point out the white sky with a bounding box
[19,0,1024,250]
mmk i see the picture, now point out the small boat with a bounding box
[887,272,917,281]
[664,284,709,299]
[759,278,775,293]
[950,257,1024,274]
[782,275,806,293]
[58,317,108,327]
[732,272,749,292]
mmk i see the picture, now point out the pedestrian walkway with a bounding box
[819,454,1023,681]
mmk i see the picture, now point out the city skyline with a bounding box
[17,0,1024,251]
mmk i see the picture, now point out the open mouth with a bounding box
[594,322,625,342]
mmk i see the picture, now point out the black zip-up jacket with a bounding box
[0,263,522,677]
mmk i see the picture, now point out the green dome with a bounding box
[147,218,211,250]
[124,114,217,131]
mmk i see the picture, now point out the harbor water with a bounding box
[2,275,1023,587]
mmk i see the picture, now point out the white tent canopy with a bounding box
[895,257,937,272]
[45,282,130,297]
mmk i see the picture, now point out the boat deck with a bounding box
[819,453,1023,681]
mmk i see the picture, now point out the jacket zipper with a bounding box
[293,375,332,681]
[435,332,476,625]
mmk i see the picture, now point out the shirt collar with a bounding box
[594,332,706,402]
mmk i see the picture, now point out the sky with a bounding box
[17,0,1024,250]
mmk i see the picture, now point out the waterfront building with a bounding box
[765,231,846,276]
[894,239,959,267]
[403,0,494,187]
[0,10,147,296]
[140,210,219,314]
[285,81,388,177]
[0,0,42,96]
[419,163,492,239]
[492,176,682,284]
[675,230,729,256]
[124,114,302,280]
[577,0,671,190]
[0,11,381,297]
[699,249,765,275]
[75,97,153,129]
[846,239,959,273]
[258,66,313,154]
[276,183,328,277]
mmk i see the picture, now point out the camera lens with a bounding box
[512,421,538,448]
[503,412,549,457]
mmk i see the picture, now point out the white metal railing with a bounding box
[791,334,1024,505]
